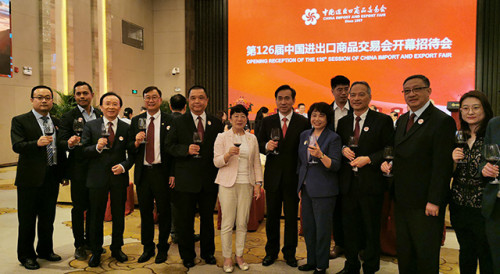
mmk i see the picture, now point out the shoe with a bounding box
[88,254,101,267]
[262,255,277,266]
[22,258,40,270]
[336,268,359,274]
[183,259,195,268]
[138,250,155,263]
[298,264,317,271]
[285,257,298,267]
[111,249,128,263]
[235,257,249,271]
[223,264,234,273]
[74,246,88,260]
[38,252,62,261]
[202,255,217,265]
[330,245,344,259]
[194,234,201,242]
[155,250,168,264]
[314,269,326,274]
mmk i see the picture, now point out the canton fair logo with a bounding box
[302,9,320,25]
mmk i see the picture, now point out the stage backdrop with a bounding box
[228,0,477,117]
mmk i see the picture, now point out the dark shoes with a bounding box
[138,250,155,263]
[262,255,277,266]
[298,264,317,271]
[330,245,344,259]
[183,259,195,268]
[38,252,62,261]
[111,249,128,263]
[202,255,217,265]
[155,249,168,264]
[194,234,201,242]
[22,258,40,270]
[314,269,326,274]
[336,268,359,274]
[285,257,298,267]
[74,246,88,260]
[88,254,101,267]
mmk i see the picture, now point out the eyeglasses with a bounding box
[460,106,482,113]
[144,96,160,101]
[33,96,53,101]
[402,87,428,94]
[334,87,349,93]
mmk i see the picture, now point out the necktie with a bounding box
[282,117,288,138]
[41,117,55,166]
[197,116,204,141]
[353,116,361,145]
[146,117,155,164]
[108,122,115,147]
[406,113,416,133]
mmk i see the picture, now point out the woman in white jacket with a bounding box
[213,104,263,273]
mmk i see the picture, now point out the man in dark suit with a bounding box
[82,92,134,267]
[480,116,500,273]
[336,82,394,274]
[59,81,102,260]
[11,85,67,270]
[128,86,173,264]
[381,75,456,273]
[258,84,310,267]
[328,75,352,259]
[166,85,223,268]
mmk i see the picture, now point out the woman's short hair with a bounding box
[307,102,334,125]
[229,104,248,118]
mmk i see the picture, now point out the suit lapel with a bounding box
[359,110,374,144]
[396,104,434,145]
[28,111,43,136]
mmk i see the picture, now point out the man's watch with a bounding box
[320,153,325,159]
[256,182,262,186]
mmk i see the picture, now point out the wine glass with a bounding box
[270,128,280,155]
[193,132,203,158]
[138,117,147,144]
[43,121,56,163]
[484,144,500,184]
[383,146,394,177]
[233,134,242,148]
[308,134,318,164]
[347,136,358,172]
[101,123,110,149]
[455,130,467,164]
[73,119,84,146]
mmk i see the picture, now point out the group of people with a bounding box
[10,73,500,274]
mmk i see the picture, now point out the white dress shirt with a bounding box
[191,111,207,130]
[333,101,350,130]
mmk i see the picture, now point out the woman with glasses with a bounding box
[451,90,494,273]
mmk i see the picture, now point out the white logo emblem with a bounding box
[302,9,320,25]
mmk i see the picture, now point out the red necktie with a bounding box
[197,116,204,141]
[146,117,155,164]
[353,116,361,145]
[282,117,288,138]
[107,122,115,147]
[406,113,416,133]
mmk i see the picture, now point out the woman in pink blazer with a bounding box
[214,104,263,273]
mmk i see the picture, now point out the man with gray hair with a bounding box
[336,81,394,274]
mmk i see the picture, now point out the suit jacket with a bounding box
[328,100,353,132]
[82,118,134,188]
[213,130,263,187]
[11,111,67,187]
[128,111,173,185]
[337,110,394,195]
[393,103,456,209]
[297,128,342,197]
[257,112,310,193]
[59,106,103,180]
[166,112,223,193]
[481,116,500,218]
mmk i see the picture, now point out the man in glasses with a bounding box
[381,74,456,273]
[59,81,102,260]
[11,85,68,270]
[128,86,173,264]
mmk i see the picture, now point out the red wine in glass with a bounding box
[455,130,467,164]
[193,132,202,158]
[383,146,394,177]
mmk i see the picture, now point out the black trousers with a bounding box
[484,199,500,274]
[332,195,345,247]
[450,202,493,274]
[172,188,218,261]
[88,181,127,254]
[265,180,299,259]
[70,174,90,248]
[342,178,384,273]
[17,166,59,263]
[136,165,171,252]
[395,203,445,274]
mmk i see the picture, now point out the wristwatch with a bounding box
[256,182,262,186]
[320,153,325,159]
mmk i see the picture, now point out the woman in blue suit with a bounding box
[297,102,342,274]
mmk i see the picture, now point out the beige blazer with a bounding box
[213,130,263,187]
